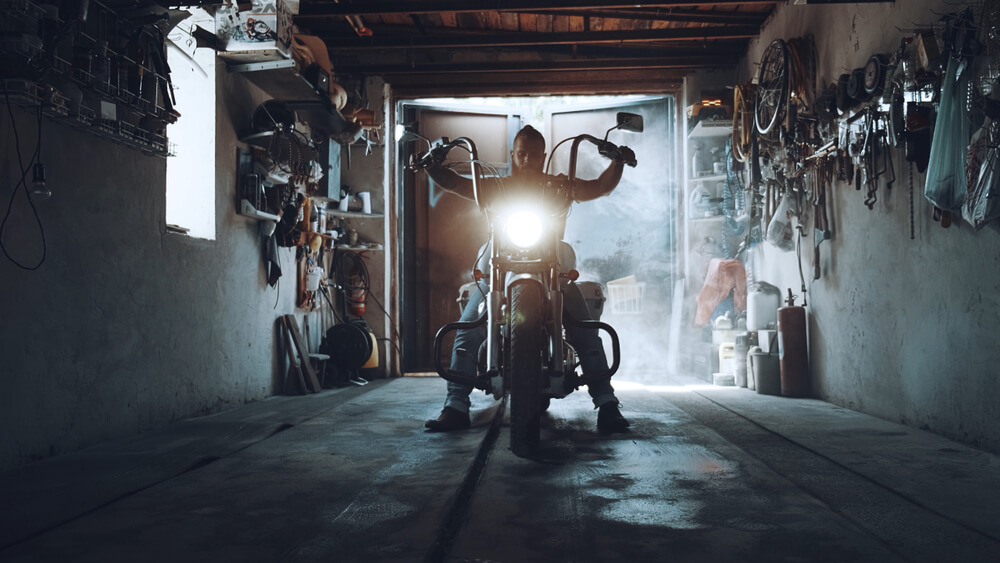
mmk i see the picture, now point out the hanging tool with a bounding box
[812,163,832,280]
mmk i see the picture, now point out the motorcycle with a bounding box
[409,113,642,455]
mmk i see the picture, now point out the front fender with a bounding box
[504,273,545,294]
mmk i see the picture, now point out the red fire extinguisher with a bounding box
[778,289,808,397]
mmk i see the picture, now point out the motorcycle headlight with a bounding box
[504,209,544,249]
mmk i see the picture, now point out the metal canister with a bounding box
[777,290,808,397]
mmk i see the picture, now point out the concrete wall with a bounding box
[0,60,315,471]
[743,0,1000,453]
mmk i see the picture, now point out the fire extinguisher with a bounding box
[777,288,808,397]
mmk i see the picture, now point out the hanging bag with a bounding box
[924,56,971,211]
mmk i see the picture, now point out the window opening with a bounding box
[165,9,216,239]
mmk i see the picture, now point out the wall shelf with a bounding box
[239,199,280,222]
[327,210,384,219]
[228,57,350,136]
[688,120,732,138]
[690,173,727,182]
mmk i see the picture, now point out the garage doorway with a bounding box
[398,96,677,380]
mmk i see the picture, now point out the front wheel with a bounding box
[508,283,545,456]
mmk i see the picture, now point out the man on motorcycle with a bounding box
[421,125,633,433]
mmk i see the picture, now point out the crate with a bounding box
[606,276,645,315]
[215,0,293,63]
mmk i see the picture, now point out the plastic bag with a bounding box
[962,121,1000,229]
[766,193,796,251]
[924,56,971,211]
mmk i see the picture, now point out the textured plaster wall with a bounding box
[0,62,301,470]
[744,0,1000,453]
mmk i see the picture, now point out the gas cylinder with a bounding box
[777,289,808,397]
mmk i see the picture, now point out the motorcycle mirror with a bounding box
[615,112,643,133]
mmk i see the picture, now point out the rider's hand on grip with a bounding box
[410,146,447,171]
[617,145,637,167]
[597,141,618,161]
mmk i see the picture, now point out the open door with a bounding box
[398,96,676,378]
[546,97,676,378]
[398,102,523,372]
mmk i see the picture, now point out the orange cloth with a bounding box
[694,259,747,326]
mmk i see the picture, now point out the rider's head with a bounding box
[510,125,546,178]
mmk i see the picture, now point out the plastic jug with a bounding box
[718,343,735,375]
[734,333,750,388]
[747,282,781,330]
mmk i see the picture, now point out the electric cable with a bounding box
[320,283,346,324]
[333,250,370,318]
[723,140,747,250]
[331,250,404,373]
[368,290,404,371]
[1,93,47,270]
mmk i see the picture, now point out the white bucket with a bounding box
[305,266,324,292]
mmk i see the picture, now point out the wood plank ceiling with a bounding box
[295,1,777,97]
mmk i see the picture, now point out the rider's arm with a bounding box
[572,160,625,202]
[426,165,475,201]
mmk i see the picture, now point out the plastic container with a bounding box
[305,266,324,291]
[747,282,781,330]
[362,329,379,368]
[734,333,750,387]
[718,342,735,375]
[745,346,758,390]
[750,349,781,395]
[713,373,735,386]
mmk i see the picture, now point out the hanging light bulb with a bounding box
[30,162,51,200]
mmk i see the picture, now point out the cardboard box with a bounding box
[216,0,293,62]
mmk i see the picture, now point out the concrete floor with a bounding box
[1,374,998,563]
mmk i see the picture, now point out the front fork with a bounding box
[485,259,504,399]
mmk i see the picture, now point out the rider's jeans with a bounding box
[445,280,619,414]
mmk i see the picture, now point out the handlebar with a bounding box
[566,135,636,183]
[411,133,636,204]
[410,136,484,206]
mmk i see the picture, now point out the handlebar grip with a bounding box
[599,143,637,167]
[597,141,617,160]
[619,145,637,167]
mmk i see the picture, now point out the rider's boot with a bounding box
[597,403,630,432]
[425,407,471,432]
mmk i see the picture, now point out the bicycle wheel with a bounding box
[733,83,757,162]
[755,39,788,135]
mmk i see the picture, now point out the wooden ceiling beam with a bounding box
[516,8,768,25]
[296,8,766,26]
[300,1,777,17]
[318,26,760,49]
[389,74,683,98]
[332,55,732,75]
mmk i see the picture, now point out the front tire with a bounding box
[508,283,545,456]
